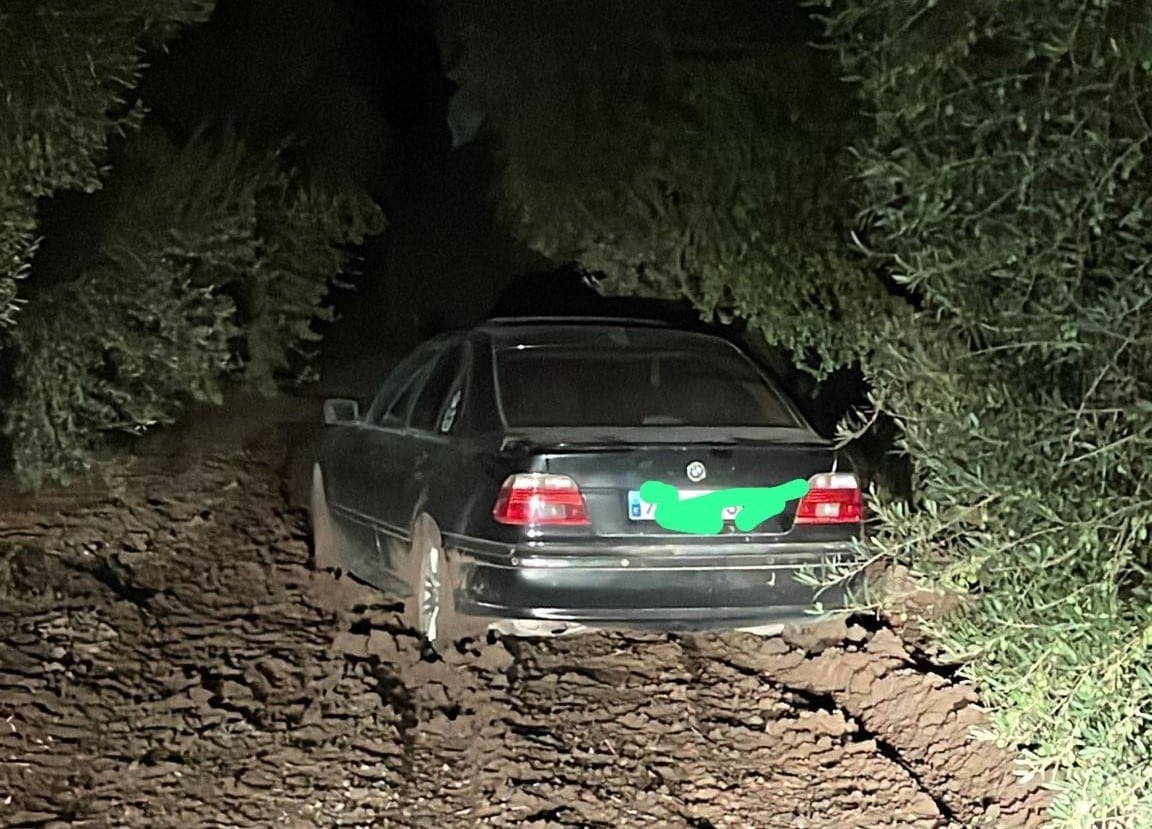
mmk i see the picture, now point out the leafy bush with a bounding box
[514,58,909,378]
[0,0,215,330]
[820,0,1152,823]
[5,129,384,488]
[454,1,1152,823]
[439,1,908,381]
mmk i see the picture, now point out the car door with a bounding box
[336,344,443,587]
[327,346,435,514]
[393,341,469,531]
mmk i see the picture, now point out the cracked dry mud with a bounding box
[0,402,1051,828]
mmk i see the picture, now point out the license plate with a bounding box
[627,490,742,521]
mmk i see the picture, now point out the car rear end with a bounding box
[453,322,869,632]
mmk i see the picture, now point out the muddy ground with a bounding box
[0,391,1051,828]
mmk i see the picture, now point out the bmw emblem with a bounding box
[686,461,707,482]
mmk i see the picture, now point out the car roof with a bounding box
[475,317,737,350]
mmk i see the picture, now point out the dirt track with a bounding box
[0,397,1050,828]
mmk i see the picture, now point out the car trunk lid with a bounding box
[500,427,851,540]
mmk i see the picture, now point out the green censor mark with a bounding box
[638,478,810,535]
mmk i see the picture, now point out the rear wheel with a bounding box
[310,465,342,574]
[407,515,474,652]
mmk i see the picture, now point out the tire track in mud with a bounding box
[0,430,1050,828]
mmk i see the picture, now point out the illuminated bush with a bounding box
[448,1,1152,823]
[821,1,1152,823]
[0,0,216,332]
[5,129,383,488]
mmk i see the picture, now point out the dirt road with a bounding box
[0,394,1049,828]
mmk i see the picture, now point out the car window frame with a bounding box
[462,335,502,434]
[436,338,476,437]
[490,338,804,430]
[407,341,467,434]
[363,347,435,425]
[378,362,435,428]
[365,345,444,430]
[437,385,464,435]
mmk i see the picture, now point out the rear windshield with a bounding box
[494,344,800,428]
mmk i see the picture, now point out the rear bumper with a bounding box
[447,537,866,630]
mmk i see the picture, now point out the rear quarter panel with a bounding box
[420,434,542,548]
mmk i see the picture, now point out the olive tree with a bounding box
[0,0,215,330]
[437,0,905,379]
[821,0,1152,823]
[5,127,384,488]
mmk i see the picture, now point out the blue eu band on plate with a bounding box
[628,489,741,521]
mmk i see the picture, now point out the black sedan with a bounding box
[310,317,867,649]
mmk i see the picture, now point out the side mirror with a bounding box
[323,398,360,425]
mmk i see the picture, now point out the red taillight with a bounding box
[493,473,589,526]
[794,472,862,525]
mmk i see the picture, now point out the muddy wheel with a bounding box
[310,464,341,574]
[408,514,471,652]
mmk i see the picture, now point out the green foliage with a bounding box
[9,262,237,488]
[0,0,215,329]
[241,182,380,394]
[820,0,1152,823]
[460,0,1152,821]
[441,0,905,378]
[511,57,906,377]
[5,129,384,488]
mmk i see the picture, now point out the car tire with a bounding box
[310,464,342,574]
[407,514,473,653]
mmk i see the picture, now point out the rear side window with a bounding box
[380,367,430,425]
[410,345,464,432]
[495,344,799,428]
[367,346,441,424]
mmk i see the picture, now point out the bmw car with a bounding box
[310,317,868,649]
